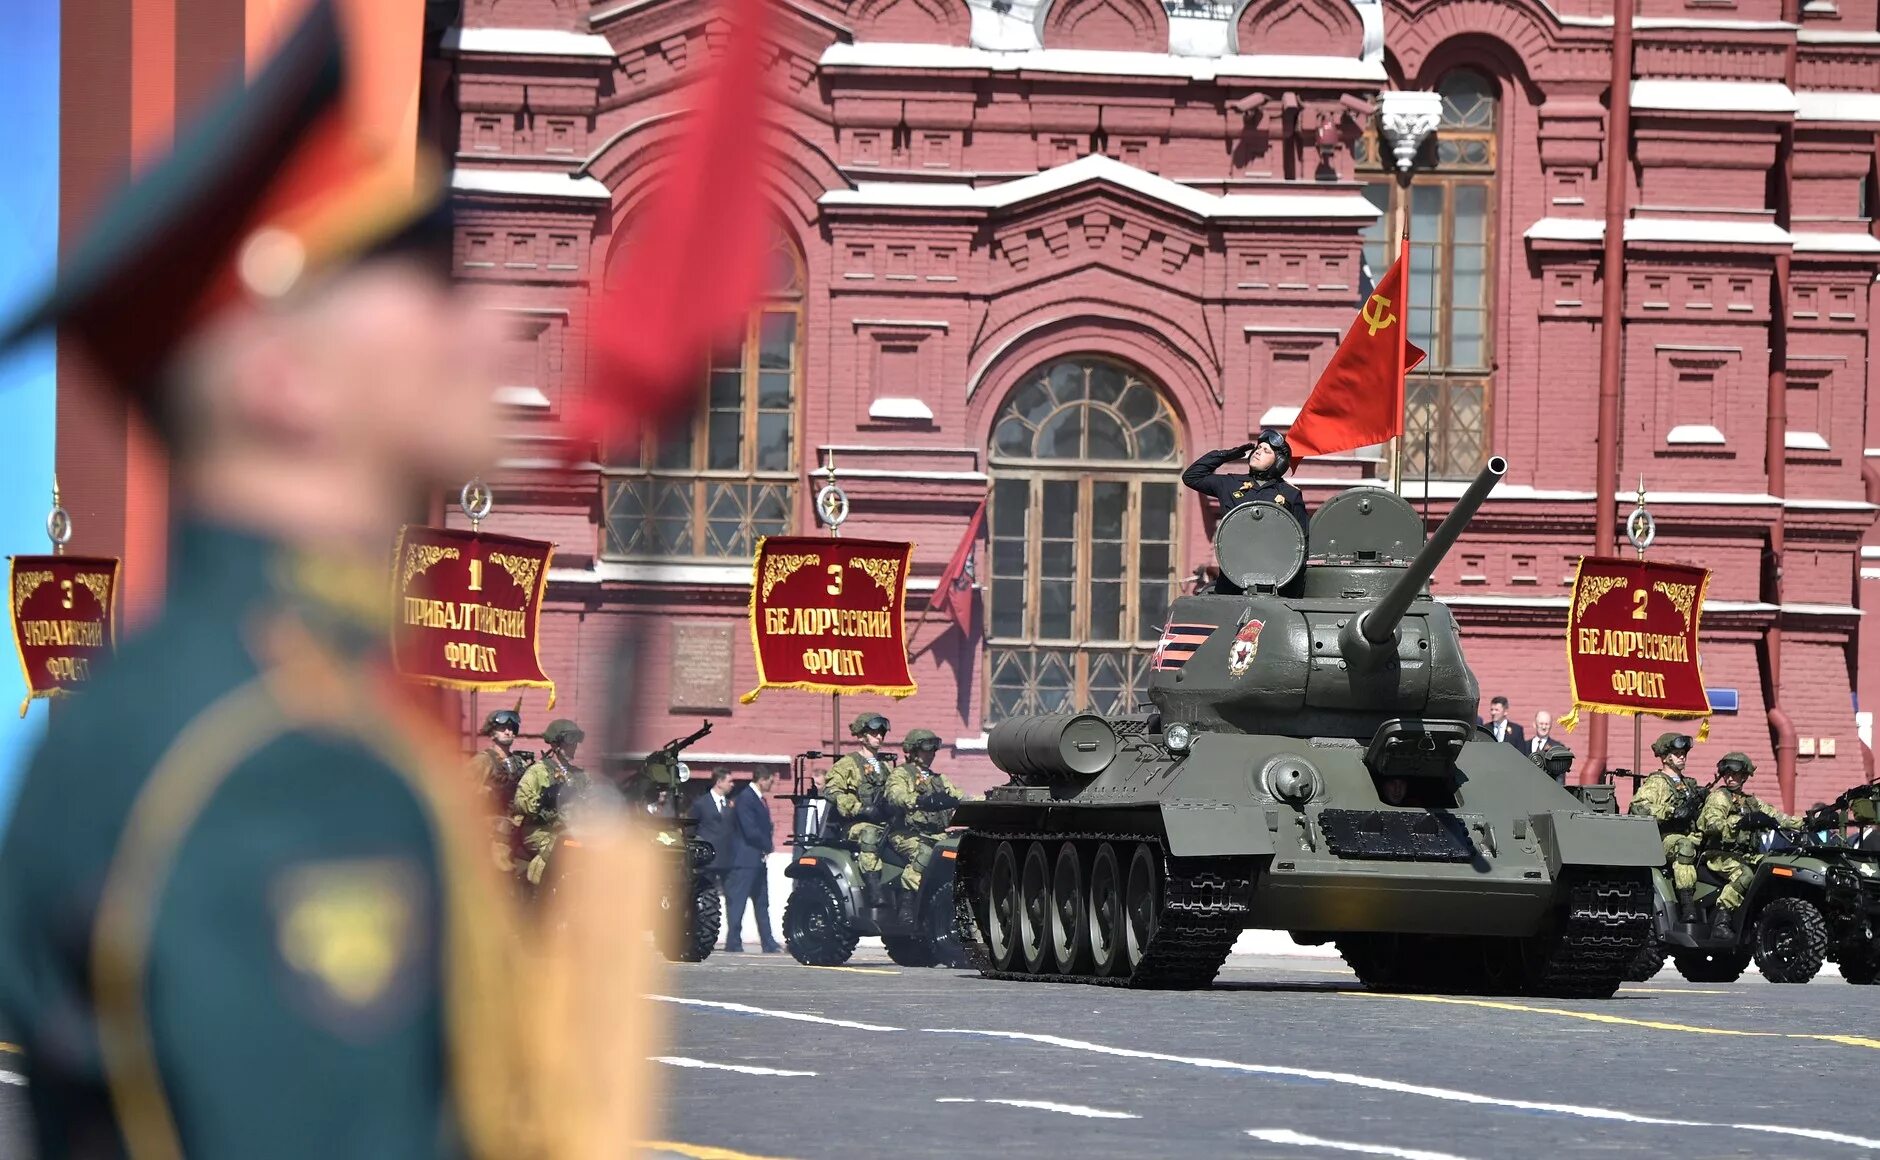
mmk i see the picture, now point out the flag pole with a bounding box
[1388,179,1411,495]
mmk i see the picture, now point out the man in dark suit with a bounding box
[1483,695,1525,749]
[689,768,736,898]
[1527,711,1565,760]
[723,770,783,953]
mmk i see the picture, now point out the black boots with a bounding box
[1676,889,1700,924]
[861,870,884,910]
[1709,907,1738,941]
[894,888,921,927]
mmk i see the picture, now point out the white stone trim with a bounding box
[954,732,990,752]
[1784,602,1862,616]
[494,386,552,410]
[1783,496,1877,511]
[1790,232,1880,254]
[1795,90,1880,123]
[1524,217,1792,246]
[811,467,988,482]
[817,42,1385,84]
[1667,424,1727,445]
[1259,406,1300,427]
[1560,13,1796,27]
[551,561,941,591]
[1798,29,1880,42]
[443,27,616,57]
[1862,547,1880,559]
[1631,79,1798,114]
[1785,431,1831,451]
[851,318,950,331]
[1244,326,1344,336]
[1863,567,1880,580]
[867,397,936,421]
[452,168,613,202]
[823,154,1379,220]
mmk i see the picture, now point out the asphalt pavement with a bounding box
[1,954,1872,1158]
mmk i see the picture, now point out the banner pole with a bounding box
[1632,475,1647,780]
[1389,192,1410,496]
[829,450,842,759]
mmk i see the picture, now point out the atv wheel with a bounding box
[1838,948,1880,985]
[1753,896,1829,983]
[784,877,860,967]
[655,875,721,963]
[926,880,967,969]
[882,935,937,968]
[1619,925,1665,983]
[1671,946,1752,983]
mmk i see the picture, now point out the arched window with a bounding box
[601,233,803,559]
[1356,69,1498,480]
[985,356,1182,724]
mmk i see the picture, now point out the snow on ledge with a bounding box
[1785,431,1831,451]
[822,154,1379,221]
[1667,424,1726,445]
[442,27,615,57]
[1791,232,1880,254]
[1795,90,1880,123]
[818,42,1386,84]
[452,168,613,201]
[867,397,935,421]
[1631,79,1798,114]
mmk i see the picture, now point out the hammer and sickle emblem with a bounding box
[1361,292,1397,337]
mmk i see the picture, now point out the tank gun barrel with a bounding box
[1347,456,1508,653]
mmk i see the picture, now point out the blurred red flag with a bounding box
[581,0,778,442]
[928,498,986,636]
[1287,241,1427,459]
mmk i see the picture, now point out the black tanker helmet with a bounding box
[1251,428,1293,478]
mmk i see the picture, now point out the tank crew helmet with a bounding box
[543,719,585,748]
[902,728,942,754]
[1717,752,1756,778]
[1249,427,1293,478]
[850,713,890,737]
[1651,732,1693,759]
[481,708,522,736]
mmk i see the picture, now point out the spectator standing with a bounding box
[689,768,736,896]
[724,770,783,953]
[1484,696,1525,748]
[1528,711,1564,760]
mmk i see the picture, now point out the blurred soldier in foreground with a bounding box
[515,719,589,889]
[1697,752,1800,939]
[0,4,664,1154]
[1629,732,1705,922]
[824,712,893,905]
[883,729,963,923]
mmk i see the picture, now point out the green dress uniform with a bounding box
[883,762,963,894]
[0,527,530,1158]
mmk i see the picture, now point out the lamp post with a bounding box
[1375,90,1442,491]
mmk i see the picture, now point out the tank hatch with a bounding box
[1212,501,1306,591]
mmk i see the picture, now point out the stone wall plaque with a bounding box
[670,621,735,711]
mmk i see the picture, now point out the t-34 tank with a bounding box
[953,457,1664,996]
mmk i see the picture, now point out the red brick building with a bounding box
[436,0,1880,809]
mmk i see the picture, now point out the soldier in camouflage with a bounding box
[883,729,964,922]
[1628,732,1706,922]
[466,706,529,874]
[824,713,894,905]
[1697,751,1801,938]
[514,718,590,889]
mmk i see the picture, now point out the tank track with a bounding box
[1528,871,1655,997]
[954,829,1242,990]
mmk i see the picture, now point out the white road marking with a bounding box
[922,1027,1880,1151]
[1247,1128,1475,1159]
[937,1097,1138,1120]
[650,995,903,1032]
[0,1072,24,1087]
[653,1056,817,1077]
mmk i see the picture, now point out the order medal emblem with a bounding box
[1228,619,1264,677]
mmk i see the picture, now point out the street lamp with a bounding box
[1374,89,1442,492]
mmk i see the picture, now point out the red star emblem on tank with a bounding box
[1227,619,1264,677]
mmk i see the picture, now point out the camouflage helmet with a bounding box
[543,718,585,747]
[903,728,942,753]
[849,712,890,737]
[480,708,521,736]
[1717,751,1756,778]
[1651,732,1693,758]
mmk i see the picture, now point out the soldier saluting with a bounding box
[1182,428,1310,533]
[1627,732,1705,922]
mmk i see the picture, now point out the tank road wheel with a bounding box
[783,877,860,967]
[1050,840,1090,975]
[1087,842,1126,978]
[1124,842,1162,973]
[1753,897,1829,984]
[1018,842,1053,974]
[1671,947,1752,984]
[984,840,1023,972]
[1839,946,1880,985]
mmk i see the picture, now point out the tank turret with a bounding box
[952,456,1664,998]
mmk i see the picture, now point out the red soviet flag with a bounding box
[580,0,778,442]
[1287,241,1427,458]
[928,498,986,636]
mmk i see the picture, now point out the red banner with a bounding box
[743,536,916,701]
[1561,555,1711,732]
[9,555,119,716]
[391,526,556,705]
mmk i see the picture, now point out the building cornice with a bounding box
[452,168,613,202]
[817,42,1386,84]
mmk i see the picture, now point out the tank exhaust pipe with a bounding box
[1341,457,1508,663]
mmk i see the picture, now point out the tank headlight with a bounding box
[1164,723,1194,753]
